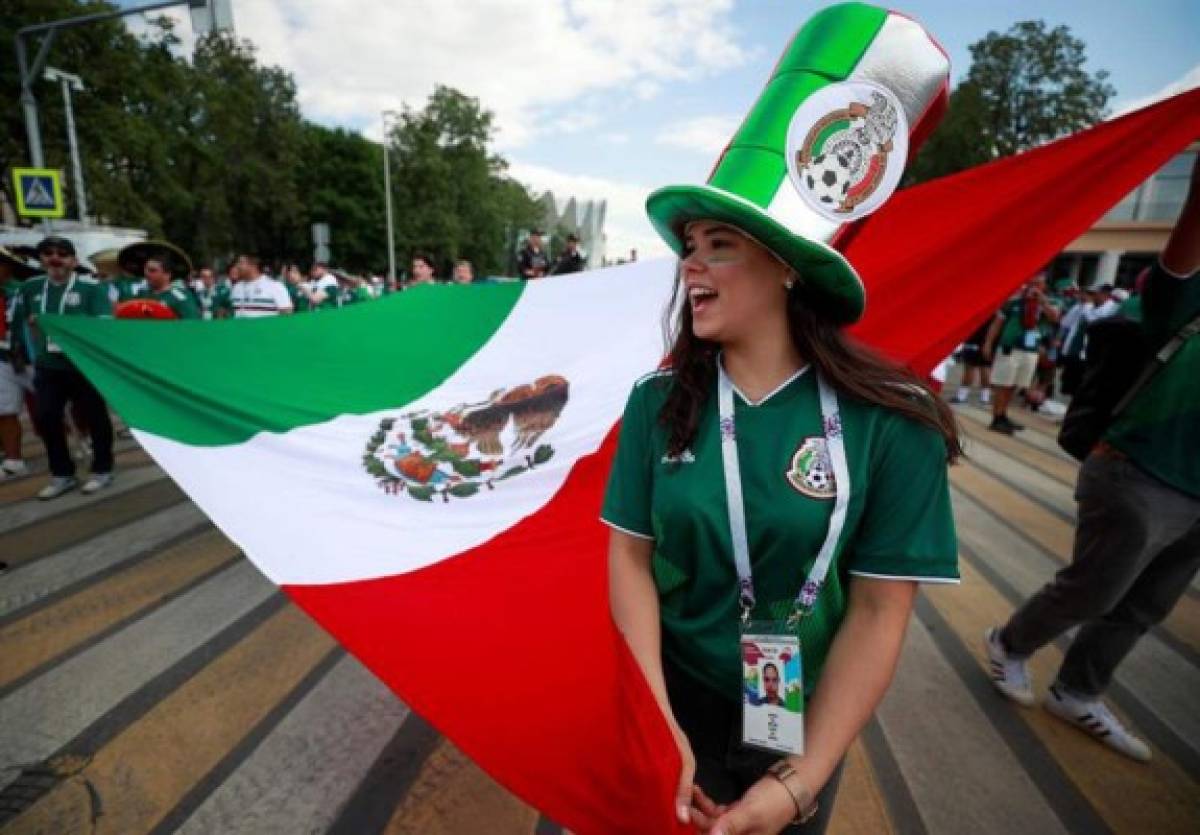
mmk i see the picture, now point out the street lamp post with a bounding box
[44,67,87,223]
[382,110,398,288]
[15,1,232,169]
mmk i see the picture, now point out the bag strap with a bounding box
[1112,310,1200,418]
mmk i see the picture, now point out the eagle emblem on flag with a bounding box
[362,375,569,501]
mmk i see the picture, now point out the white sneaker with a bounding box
[984,627,1035,706]
[1044,684,1152,762]
[37,476,79,500]
[951,388,969,404]
[81,472,114,494]
[1,459,29,478]
[980,390,992,405]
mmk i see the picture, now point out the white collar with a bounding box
[718,354,811,407]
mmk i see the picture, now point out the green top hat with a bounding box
[646,2,949,323]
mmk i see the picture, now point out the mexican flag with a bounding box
[44,86,1200,835]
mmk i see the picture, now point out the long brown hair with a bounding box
[658,271,963,462]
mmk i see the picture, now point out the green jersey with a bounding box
[602,367,958,702]
[149,285,200,320]
[12,274,113,370]
[996,296,1057,351]
[1106,262,1200,498]
[344,285,373,305]
[110,273,148,304]
[286,282,311,313]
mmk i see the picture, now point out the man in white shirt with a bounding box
[307,261,341,310]
[231,254,293,318]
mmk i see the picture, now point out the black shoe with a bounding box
[989,417,1015,435]
[1007,417,1026,431]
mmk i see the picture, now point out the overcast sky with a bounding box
[125,0,1200,259]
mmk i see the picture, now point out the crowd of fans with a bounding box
[951,271,1140,434]
[0,227,593,510]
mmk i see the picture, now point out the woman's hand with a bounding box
[697,776,797,835]
[670,720,698,824]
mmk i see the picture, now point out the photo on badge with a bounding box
[741,629,805,756]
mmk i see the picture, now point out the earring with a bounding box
[784,275,796,290]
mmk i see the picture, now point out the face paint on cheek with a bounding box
[702,252,745,266]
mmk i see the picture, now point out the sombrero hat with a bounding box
[0,246,39,280]
[89,247,120,276]
[118,240,193,280]
[645,2,950,324]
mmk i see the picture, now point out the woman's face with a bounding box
[681,220,790,345]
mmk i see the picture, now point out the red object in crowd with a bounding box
[115,299,178,320]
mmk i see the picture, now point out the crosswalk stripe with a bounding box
[0,503,208,621]
[169,654,409,835]
[0,479,186,569]
[954,492,1200,776]
[828,738,899,835]
[0,464,167,532]
[0,561,275,774]
[952,464,1200,655]
[923,560,1200,831]
[875,613,1070,835]
[0,530,239,692]
[380,737,541,835]
[4,605,337,835]
[957,413,1078,485]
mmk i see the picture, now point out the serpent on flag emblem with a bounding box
[786,80,909,222]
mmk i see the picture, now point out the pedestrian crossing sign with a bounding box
[11,167,65,218]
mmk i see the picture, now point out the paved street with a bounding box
[1,402,1198,834]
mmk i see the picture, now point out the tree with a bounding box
[295,124,388,273]
[387,86,541,276]
[906,20,1115,185]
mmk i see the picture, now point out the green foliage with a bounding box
[906,20,1114,186]
[386,86,542,276]
[3,2,540,276]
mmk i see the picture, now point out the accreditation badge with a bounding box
[740,622,805,756]
[1022,329,1040,350]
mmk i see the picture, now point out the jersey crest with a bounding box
[786,436,836,499]
[362,375,569,502]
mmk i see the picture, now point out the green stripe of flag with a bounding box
[41,282,525,447]
[708,2,888,205]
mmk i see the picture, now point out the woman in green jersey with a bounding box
[601,7,962,833]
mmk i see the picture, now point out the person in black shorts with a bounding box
[952,320,992,405]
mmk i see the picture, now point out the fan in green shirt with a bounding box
[141,257,200,319]
[11,269,113,371]
[603,366,958,702]
[1105,259,1200,498]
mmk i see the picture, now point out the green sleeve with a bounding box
[172,289,201,320]
[600,382,656,538]
[90,282,113,317]
[847,413,958,581]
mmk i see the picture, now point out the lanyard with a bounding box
[717,359,851,625]
[40,275,77,316]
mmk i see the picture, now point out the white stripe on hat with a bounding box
[762,10,950,245]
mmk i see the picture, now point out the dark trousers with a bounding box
[1001,451,1200,696]
[33,364,114,478]
[664,660,843,834]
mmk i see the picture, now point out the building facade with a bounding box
[1052,142,1197,287]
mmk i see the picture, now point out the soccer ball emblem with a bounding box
[803,150,854,207]
[786,436,836,499]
